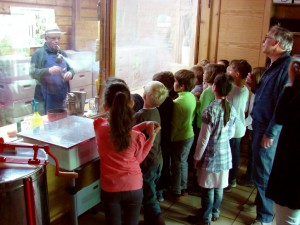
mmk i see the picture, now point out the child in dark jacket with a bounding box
[134,80,168,225]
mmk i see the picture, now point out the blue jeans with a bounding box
[201,188,223,223]
[101,189,143,225]
[170,137,194,195]
[245,129,254,183]
[252,122,279,223]
[229,137,242,183]
[143,163,163,222]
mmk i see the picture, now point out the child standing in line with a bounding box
[194,73,236,225]
[134,81,168,225]
[188,65,204,192]
[217,59,230,69]
[239,66,266,188]
[93,81,161,225]
[190,64,226,190]
[170,69,196,199]
[191,65,204,101]
[195,64,226,131]
[152,71,175,202]
[225,59,252,191]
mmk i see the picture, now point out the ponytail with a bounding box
[214,73,234,127]
[222,99,231,126]
[104,82,133,151]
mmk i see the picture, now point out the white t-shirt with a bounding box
[227,85,249,138]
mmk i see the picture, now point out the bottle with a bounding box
[17,120,22,132]
[31,100,43,128]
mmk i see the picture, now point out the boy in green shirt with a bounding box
[170,69,196,199]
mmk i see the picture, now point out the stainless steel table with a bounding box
[18,115,100,225]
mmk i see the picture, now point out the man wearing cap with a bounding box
[30,23,74,114]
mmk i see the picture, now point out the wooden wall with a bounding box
[198,0,272,67]
[198,0,300,67]
[272,4,300,56]
[0,0,98,50]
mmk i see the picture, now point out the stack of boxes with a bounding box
[65,50,95,99]
[0,51,97,126]
[0,56,35,125]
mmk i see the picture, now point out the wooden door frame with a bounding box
[98,0,115,98]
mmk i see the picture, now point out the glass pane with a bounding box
[0,5,98,130]
[115,0,198,91]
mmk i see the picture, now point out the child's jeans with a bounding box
[143,163,163,222]
[201,188,223,223]
[101,188,143,225]
[170,137,194,195]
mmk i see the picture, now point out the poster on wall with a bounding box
[10,7,55,47]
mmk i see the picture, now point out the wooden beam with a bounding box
[258,0,272,66]
[197,0,212,62]
[194,0,201,64]
[98,0,115,99]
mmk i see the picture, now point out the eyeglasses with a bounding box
[263,35,275,42]
[46,36,61,41]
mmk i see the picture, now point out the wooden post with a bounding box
[98,0,115,102]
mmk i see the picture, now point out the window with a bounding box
[114,0,198,91]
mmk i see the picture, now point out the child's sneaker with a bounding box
[158,195,164,202]
[181,189,189,196]
[157,191,164,202]
[230,179,237,188]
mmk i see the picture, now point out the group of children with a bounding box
[93,58,264,225]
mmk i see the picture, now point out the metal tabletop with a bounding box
[17,116,95,149]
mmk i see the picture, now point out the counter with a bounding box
[14,115,100,225]
[18,116,98,170]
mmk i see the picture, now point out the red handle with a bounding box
[0,137,78,179]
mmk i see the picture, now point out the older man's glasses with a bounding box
[263,35,275,42]
[47,36,61,41]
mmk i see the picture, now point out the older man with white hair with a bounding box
[246,25,294,225]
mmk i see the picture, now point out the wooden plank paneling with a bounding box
[198,0,212,61]
[197,0,272,67]
[80,0,98,8]
[258,0,272,66]
[218,1,264,65]
[80,8,98,19]
[221,0,266,10]
[1,0,98,53]
[54,0,72,7]
[274,4,300,19]
[0,0,38,3]
[216,0,272,67]
[56,16,73,26]
[75,21,99,51]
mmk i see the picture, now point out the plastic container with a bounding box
[31,100,42,128]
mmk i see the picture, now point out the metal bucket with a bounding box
[0,148,49,225]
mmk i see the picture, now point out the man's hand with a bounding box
[48,65,63,75]
[261,134,273,149]
[63,71,73,81]
[246,72,257,91]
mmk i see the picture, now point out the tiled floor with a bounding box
[78,157,276,225]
